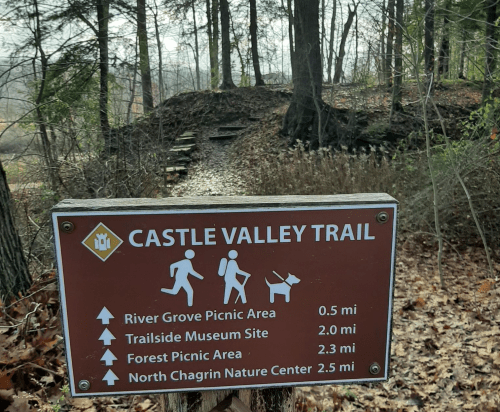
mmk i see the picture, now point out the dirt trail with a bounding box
[170,125,247,197]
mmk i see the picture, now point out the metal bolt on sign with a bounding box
[60,221,75,233]
[78,380,91,391]
[376,211,389,224]
[369,362,381,375]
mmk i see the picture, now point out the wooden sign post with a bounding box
[52,194,397,411]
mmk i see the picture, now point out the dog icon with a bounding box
[265,271,301,303]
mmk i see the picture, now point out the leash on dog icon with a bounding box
[266,271,301,303]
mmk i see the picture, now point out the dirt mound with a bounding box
[109,87,292,152]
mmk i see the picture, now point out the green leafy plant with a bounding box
[52,384,69,412]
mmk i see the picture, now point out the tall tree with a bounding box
[191,0,201,90]
[97,0,113,153]
[0,160,31,300]
[392,0,403,111]
[32,0,60,194]
[282,0,325,146]
[424,0,435,92]
[137,0,154,112]
[482,0,498,102]
[285,0,296,81]
[326,0,337,83]
[212,0,220,88]
[379,0,386,85]
[250,0,264,86]
[219,0,236,88]
[437,0,451,82]
[385,0,395,86]
[333,1,358,83]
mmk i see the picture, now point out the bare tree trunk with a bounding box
[219,0,235,89]
[379,0,386,85]
[0,159,31,301]
[137,0,154,112]
[192,0,201,90]
[458,29,467,79]
[286,0,296,81]
[353,10,358,79]
[33,0,59,195]
[482,0,498,102]
[152,0,165,101]
[206,0,215,88]
[250,0,264,86]
[211,0,220,88]
[385,0,395,86]
[163,388,294,412]
[283,0,329,147]
[326,0,337,83]
[321,0,325,77]
[392,0,403,112]
[424,0,435,93]
[96,0,112,154]
[437,0,450,82]
[333,2,357,83]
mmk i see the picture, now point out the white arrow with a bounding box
[97,307,114,325]
[102,369,119,386]
[101,349,117,366]
[98,328,116,346]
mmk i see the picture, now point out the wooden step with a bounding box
[180,131,197,137]
[219,125,246,131]
[162,165,187,174]
[209,133,238,140]
[166,155,191,164]
[170,144,196,154]
[175,136,196,144]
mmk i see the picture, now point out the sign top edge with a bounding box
[51,193,398,212]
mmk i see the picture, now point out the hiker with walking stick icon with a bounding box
[219,250,251,304]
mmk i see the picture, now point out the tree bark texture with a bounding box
[321,0,325,76]
[379,0,386,85]
[437,0,451,82]
[33,0,59,195]
[219,0,235,89]
[333,2,357,83]
[163,388,294,412]
[392,0,404,111]
[96,0,112,153]
[250,0,264,86]
[482,0,498,102]
[137,0,154,112]
[0,160,31,300]
[287,0,296,82]
[385,0,395,87]
[192,0,201,90]
[458,30,467,79]
[326,0,336,83]
[212,0,220,88]
[283,0,327,147]
[153,1,165,102]
[424,0,435,92]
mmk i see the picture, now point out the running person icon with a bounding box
[219,250,251,304]
[161,249,203,307]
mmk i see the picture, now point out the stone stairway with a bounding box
[162,131,198,175]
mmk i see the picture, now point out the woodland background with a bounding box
[1,0,500,410]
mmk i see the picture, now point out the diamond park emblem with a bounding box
[82,223,123,261]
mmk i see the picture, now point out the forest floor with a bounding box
[1,81,499,411]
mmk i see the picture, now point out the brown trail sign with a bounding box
[52,194,397,398]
